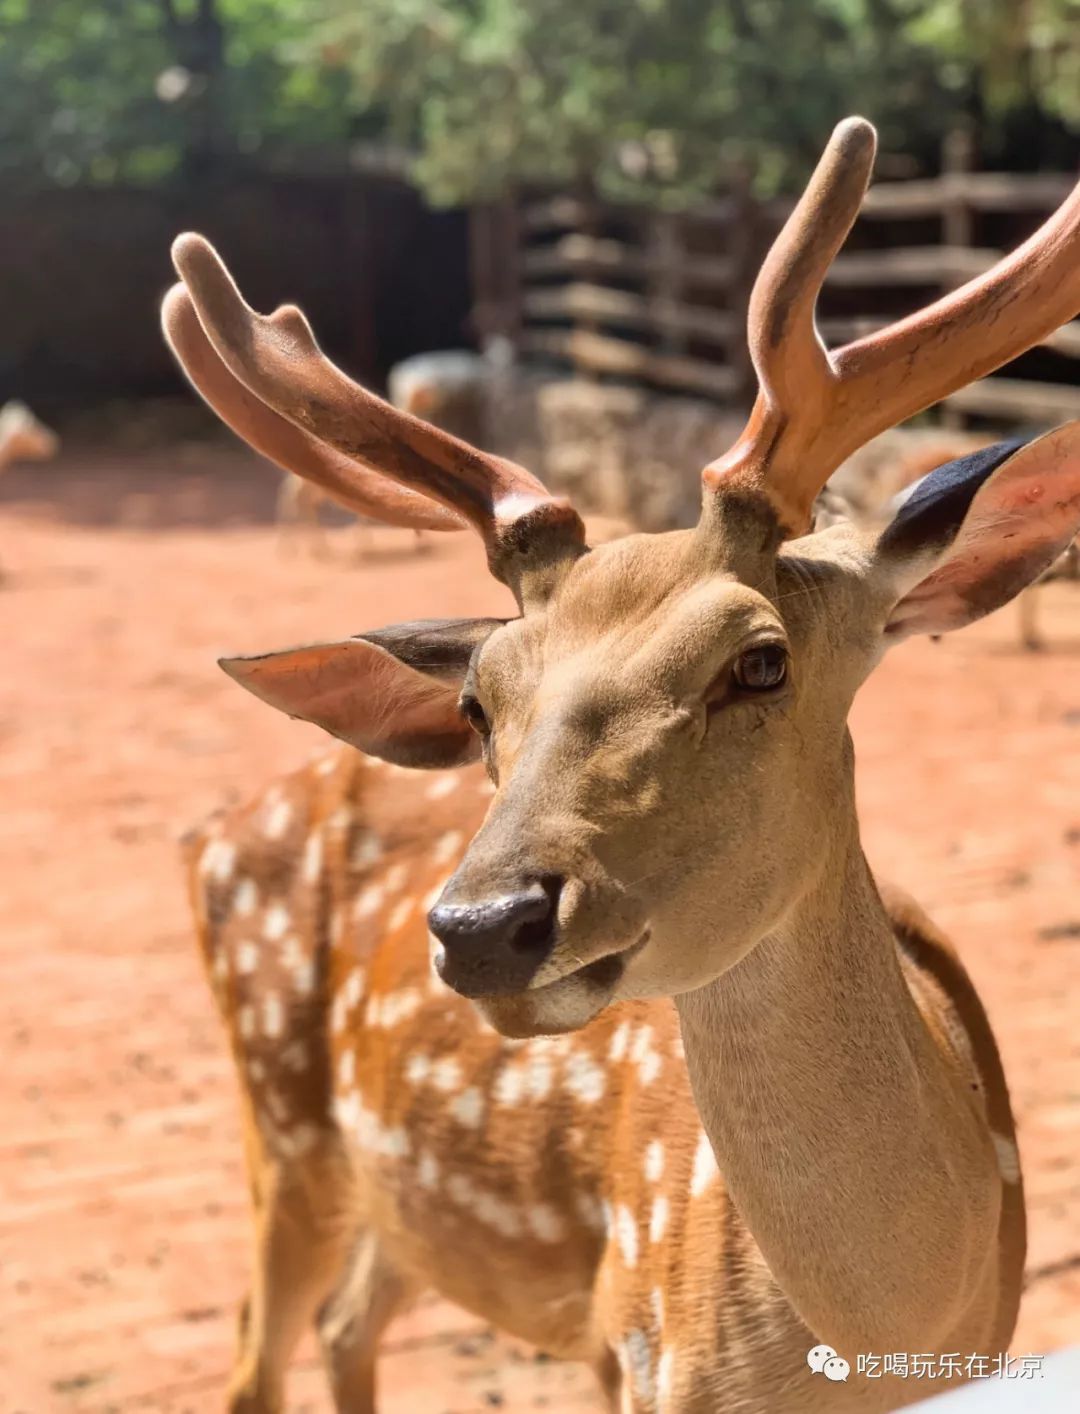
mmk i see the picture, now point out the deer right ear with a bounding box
[220,618,507,769]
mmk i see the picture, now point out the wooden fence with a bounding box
[472,142,1080,428]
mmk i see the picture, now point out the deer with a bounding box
[162,117,1080,1411]
[0,400,58,470]
[276,344,510,562]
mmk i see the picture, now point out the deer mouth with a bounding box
[474,931,652,1038]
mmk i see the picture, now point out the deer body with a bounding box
[163,118,1080,1412]
[189,746,1022,1412]
[0,401,58,470]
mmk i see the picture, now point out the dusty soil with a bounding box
[1,445,1077,1413]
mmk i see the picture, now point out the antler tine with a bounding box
[162,284,465,532]
[831,174,1080,434]
[170,233,584,582]
[747,117,877,413]
[705,118,1080,538]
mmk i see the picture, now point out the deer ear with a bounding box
[220,618,507,768]
[874,424,1080,641]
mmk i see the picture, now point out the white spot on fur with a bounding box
[387,897,414,932]
[238,1005,256,1039]
[691,1132,719,1197]
[343,967,365,1010]
[432,830,464,865]
[263,794,293,840]
[631,1025,662,1084]
[430,1057,462,1092]
[494,1065,526,1106]
[651,1288,664,1332]
[339,1049,356,1088]
[451,1086,485,1129]
[383,863,408,894]
[263,903,290,942]
[353,885,384,922]
[649,1195,669,1244]
[623,1329,654,1402]
[294,957,315,996]
[234,878,258,917]
[302,831,323,884]
[564,1051,606,1104]
[528,1203,567,1243]
[211,950,229,985]
[236,941,258,976]
[350,832,382,870]
[406,1054,431,1085]
[315,753,338,776]
[200,837,237,884]
[525,1055,554,1102]
[645,1140,665,1184]
[992,1131,1021,1184]
[609,1021,631,1062]
[417,1151,440,1190]
[426,775,457,800]
[615,1205,638,1268]
[575,1192,607,1232]
[247,1057,265,1082]
[370,988,421,1029]
[263,993,284,1039]
[282,1041,308,1073]
[657,1348,675,1408]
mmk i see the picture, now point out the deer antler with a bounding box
[162,284,464,533]
[166,234,585,585]
[704,117,1080,536]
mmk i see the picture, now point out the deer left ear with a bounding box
[219,617,508,769]
[873,423,1080,641]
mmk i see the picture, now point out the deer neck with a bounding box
[675,809,1000,1355]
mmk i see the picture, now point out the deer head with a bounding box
[164,118,1080,1038]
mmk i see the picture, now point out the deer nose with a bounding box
[428,880,560,997]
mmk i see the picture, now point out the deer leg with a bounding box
[317,1230,418,1414]
[1018,585,1042,651]
[592,1346,623,1412]
[228,1130,350,1414]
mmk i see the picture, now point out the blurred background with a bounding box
[0,2,1077,1410]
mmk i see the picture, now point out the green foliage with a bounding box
[2,0,1076,194]
[0,0,352,185]
[307,0,1078,202]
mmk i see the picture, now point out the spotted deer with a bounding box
[165,117,1080,1412]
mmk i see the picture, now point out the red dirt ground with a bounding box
[1,445,1077,1413]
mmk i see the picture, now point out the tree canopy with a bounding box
[3,0,1076,197]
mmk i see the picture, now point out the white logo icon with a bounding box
[807,1345,850,1382]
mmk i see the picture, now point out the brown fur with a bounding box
[187,749,1023,1412]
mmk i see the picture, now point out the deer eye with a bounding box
[733,643,788,692]
[459,694,490,735]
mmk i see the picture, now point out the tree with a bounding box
[0,0,352,185]
[307,0,1079,202]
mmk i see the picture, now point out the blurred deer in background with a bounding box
[165,118,1080,1411]
[0,400,58,470]
[276,341,513,562]
[0,402,59,582]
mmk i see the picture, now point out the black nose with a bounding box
[428,879,560,996]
